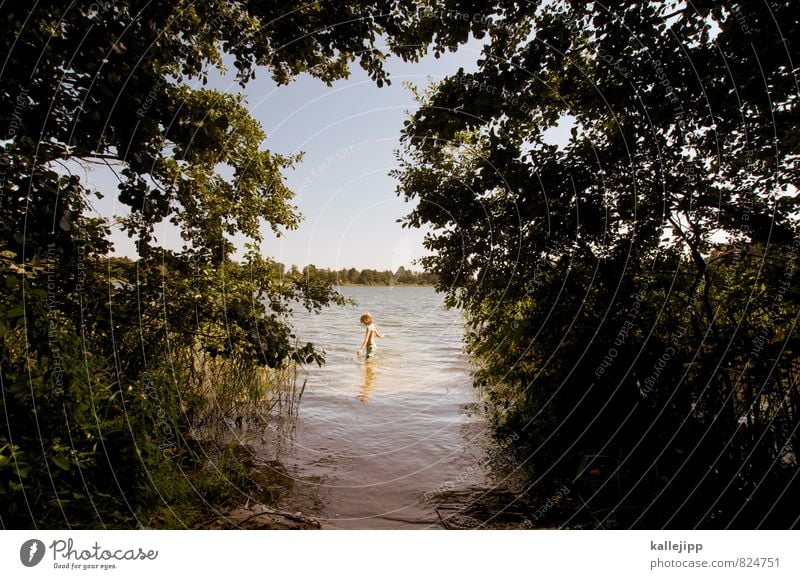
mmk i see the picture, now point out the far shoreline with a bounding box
[333,283,436,287]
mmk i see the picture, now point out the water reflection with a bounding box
[265,287,525,528]
[357,360,376,403]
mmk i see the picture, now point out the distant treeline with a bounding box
[280,264,438,286]
[102,257,438,287]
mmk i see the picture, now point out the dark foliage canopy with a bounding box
[397,0,800,528]
[0,0,476,527]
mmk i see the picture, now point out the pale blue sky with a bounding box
[239,42,485,271]
[82,37,570,270]
[78,40,483,271]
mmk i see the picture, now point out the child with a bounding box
[357,312,384,359]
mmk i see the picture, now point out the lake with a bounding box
[255,285,525,529]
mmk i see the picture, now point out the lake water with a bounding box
[255,286,525,529]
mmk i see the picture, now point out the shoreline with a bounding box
[332,283,436,287]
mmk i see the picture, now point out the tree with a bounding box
[0,0,483,528]
[397,1,800,527]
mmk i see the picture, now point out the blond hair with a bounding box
[360,312,373,325]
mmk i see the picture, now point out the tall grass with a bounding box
[175,346,305,439]
[137,344,309,528]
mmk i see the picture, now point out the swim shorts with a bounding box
[366,344,377,358]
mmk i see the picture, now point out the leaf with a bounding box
[5,305,24,318]
[576,454,589,478]
[51,455,71,471]
[59,210,73,231]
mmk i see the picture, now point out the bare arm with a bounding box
[357,327,370,355]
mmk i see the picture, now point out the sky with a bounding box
[81,39,486,271]
[81,35,572,271]
[238,42,486,272]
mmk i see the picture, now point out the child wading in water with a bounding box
[357,313,384,359]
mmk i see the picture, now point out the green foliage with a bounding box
[397,1,800,527]
[280,264,438,286]
[0,0,472,528]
